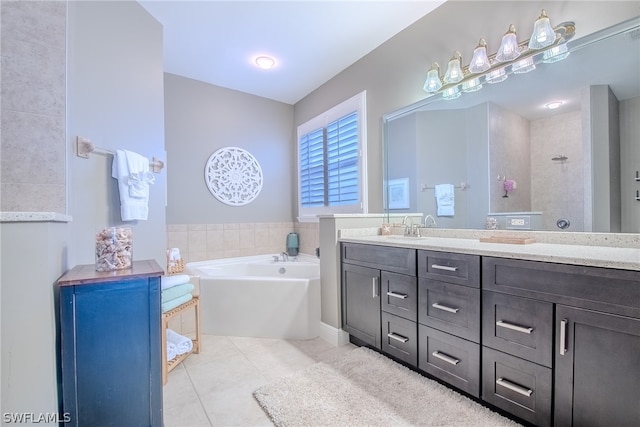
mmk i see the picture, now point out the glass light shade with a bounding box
[496,24,521,62]
[528,10,556,49]
[469,39,491,73]
[443,51,464,84]
[486,67,508,84]
[512,56,536,74]
[423,63,443,92]
[543,44,570,63]
[462,77,483,93]
[442,85,461,100]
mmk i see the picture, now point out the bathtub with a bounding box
[186,254,320,340]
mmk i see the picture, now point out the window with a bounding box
[297,91,367,221]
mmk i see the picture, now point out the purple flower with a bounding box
[503,179,517,192]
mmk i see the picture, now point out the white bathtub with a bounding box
[186,254,321,340]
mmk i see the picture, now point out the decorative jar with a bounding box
[95,227,133,271]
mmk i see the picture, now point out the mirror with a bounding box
[383,17,640,233]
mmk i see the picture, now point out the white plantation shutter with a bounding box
[297,91,367,220]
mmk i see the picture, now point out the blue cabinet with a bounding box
[57,260,163,427]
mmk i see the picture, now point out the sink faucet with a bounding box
[280,252,289,262]
[424,215,437,228]
[402,216,420,237]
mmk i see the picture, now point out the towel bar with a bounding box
[421,182,468,192]
[76,136,164,173]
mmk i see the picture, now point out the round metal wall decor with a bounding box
[204,147,263,206]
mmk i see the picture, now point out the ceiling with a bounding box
[138,0,446,105]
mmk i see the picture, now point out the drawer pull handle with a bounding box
[496,320,534,334]
[496,378,533,397]
[432,351,460,365]
[372,277,378,298]
[431,264,458,272]
[560,318,568,356]
[387,332,409,343]
[432,303,459,314]
[387,291,408,299]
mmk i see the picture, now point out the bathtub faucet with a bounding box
[280,252,289,262]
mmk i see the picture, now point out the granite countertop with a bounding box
[339,229,640,271]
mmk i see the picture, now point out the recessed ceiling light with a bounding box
[255,56,276,70]
[546,101,563,109]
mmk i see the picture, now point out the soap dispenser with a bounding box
[286,232,299,257]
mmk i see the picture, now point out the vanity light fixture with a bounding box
[543,43,570,63]
[423,62,443,92]
[529,9,557,49]
[255,56,276,70]
[469,39,491,73]
[421,11,575,101]
[512,56,536,74]
[496,24,521,62]
[443,51,464,84]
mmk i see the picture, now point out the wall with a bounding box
[1,0,166,420]
[530,110,584,231]
[620,96,640,232]
[293,1,640,214]
[66,0,166,267]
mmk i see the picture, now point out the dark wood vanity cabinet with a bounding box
[341,243,417,360]
[341,242,640,427]
[483,256,640,427]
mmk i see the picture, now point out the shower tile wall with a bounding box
[0,1,67,213]
[167,222,320,263]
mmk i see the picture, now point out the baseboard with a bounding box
[319,322,350,347]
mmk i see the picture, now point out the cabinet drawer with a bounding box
[381,312,417,366]
[418,279,480,343]
[482,291,553,367]
[418,250,479,288]
[342,243,416,275]
[482,347,552,427]
[381,271,417,322]
[418,325,480,398]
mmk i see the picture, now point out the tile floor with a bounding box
[163,335,357,427]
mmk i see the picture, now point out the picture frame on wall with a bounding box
[388,178,410,209]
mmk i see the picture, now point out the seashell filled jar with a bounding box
[95,227,133,271]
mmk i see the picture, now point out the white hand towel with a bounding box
[111,149,153,221]
[166,328,193,355]
[434,184,455,216]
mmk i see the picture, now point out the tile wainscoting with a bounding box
[167,221,320,264]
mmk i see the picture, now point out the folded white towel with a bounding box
[435,184,455,216]
[161,274,190,290]
[167,341,178,361]
[166,328,193,355]
[111,149,153,221]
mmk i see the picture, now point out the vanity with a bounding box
[340,231,640,427]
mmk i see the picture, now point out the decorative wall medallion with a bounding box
[204,147,263,206]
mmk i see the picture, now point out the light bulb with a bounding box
[423,63,443,92]
[469,39,491,74]
[443,51,464,84]
[529,9,556,49]
[496,24,521,62]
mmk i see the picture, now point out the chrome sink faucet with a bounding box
[402,216,421,237]
[424,214,437,228]
[280,252,289,262]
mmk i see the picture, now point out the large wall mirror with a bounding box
[383,16,640,233]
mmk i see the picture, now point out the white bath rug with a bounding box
[253,346,521,427]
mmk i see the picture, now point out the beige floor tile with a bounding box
[163,365,211,427]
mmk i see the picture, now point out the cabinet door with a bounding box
[342,263,381,348]
[555,306,640,427]
[60,278,162,427]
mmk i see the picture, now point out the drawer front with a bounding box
[418,279,480,343]
[342,243,416,275]
[482,347,552,427]
[381,271,417,322]
[418,250,480,288]
[418,324,480,398]
[381,312,417,366]
[482,291,553,367]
